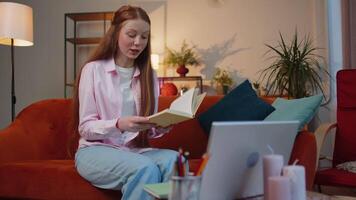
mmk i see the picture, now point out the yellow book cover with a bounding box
[148,88,207,127]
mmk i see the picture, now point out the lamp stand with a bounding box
[11,38,16,121]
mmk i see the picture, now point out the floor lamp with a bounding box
[0,2,33,121]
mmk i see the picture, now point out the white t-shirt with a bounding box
[116,65,136,117]
[116,65,138,144]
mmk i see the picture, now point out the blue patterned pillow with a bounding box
[198,80,275,134]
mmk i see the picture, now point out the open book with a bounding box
[148,88,207,127]
[143,182,170,199]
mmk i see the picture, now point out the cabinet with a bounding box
[64,12,114,97]
[158,76,203,94]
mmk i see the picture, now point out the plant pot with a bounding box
[176,65,189,77]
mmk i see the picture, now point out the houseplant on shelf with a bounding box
[164,40,201,77]
[259,31,330,99]
[252,81,261,96]
[213,68,233,95]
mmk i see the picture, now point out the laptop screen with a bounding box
[199,121,299,200]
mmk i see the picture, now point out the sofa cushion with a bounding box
[0,160,119,200]
[197,80,275,134]
[264,95,323,130]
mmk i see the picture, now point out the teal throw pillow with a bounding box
[198,80,275,135]
[264,95,323,130]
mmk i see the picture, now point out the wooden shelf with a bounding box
[65,11,113,98]
[66,37,101,45]
[66,12,114,21]
[158,76,203,81]
[158,76,204,93]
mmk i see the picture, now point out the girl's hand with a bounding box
[117,116,156,132]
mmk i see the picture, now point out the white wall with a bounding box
[0,0,129,128]
[0,0,330,128]
[167,0,328,80]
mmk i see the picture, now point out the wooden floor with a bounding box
[318,186,356,197]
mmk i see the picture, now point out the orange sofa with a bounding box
[0,96,317,199]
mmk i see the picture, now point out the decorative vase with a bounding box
[160,83,178,96]
[176,65,189,77]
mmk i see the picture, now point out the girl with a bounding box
[73,5,177,200]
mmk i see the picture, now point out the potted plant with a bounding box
[259,31,330,99]
[252,81,261,96]
[213,68,233,94]
[164,40,201,77]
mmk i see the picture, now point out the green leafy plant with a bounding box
[164,40,201,67]
[260,31,330,99]
[213,68,233,87]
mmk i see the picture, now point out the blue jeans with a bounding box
[75,145,178,200]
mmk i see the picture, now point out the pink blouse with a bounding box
[78,58,165,151]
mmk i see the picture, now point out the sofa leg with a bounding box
[317,184,322,193]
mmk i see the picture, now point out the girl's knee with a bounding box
[137,159,161,177]
[157,149,180,170]
[161,149,179,160]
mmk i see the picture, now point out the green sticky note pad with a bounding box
[144,182,170,199]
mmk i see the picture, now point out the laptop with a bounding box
[144,121,299,200]
[199,121,299,200]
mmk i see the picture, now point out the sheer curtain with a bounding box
[341,0,356,69]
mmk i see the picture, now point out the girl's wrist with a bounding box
[116,118,122,132]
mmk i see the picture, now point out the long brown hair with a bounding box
[70,5,155,155]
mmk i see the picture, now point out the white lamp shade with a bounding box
[0,2,33,46]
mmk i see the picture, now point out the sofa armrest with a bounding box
[289,131,317,190]
[0,120,40,164]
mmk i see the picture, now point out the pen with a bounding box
[195,153,210,176]
[184,151,190,176]
[178,148,184,176]
[175,155,179,176]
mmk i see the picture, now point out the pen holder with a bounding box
[169,176,202,200]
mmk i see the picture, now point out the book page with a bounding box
[169,88,196,115]
[191,89,198,111]
[192,92,207,115]
[148,109,193,127]
[147,87,206,127]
